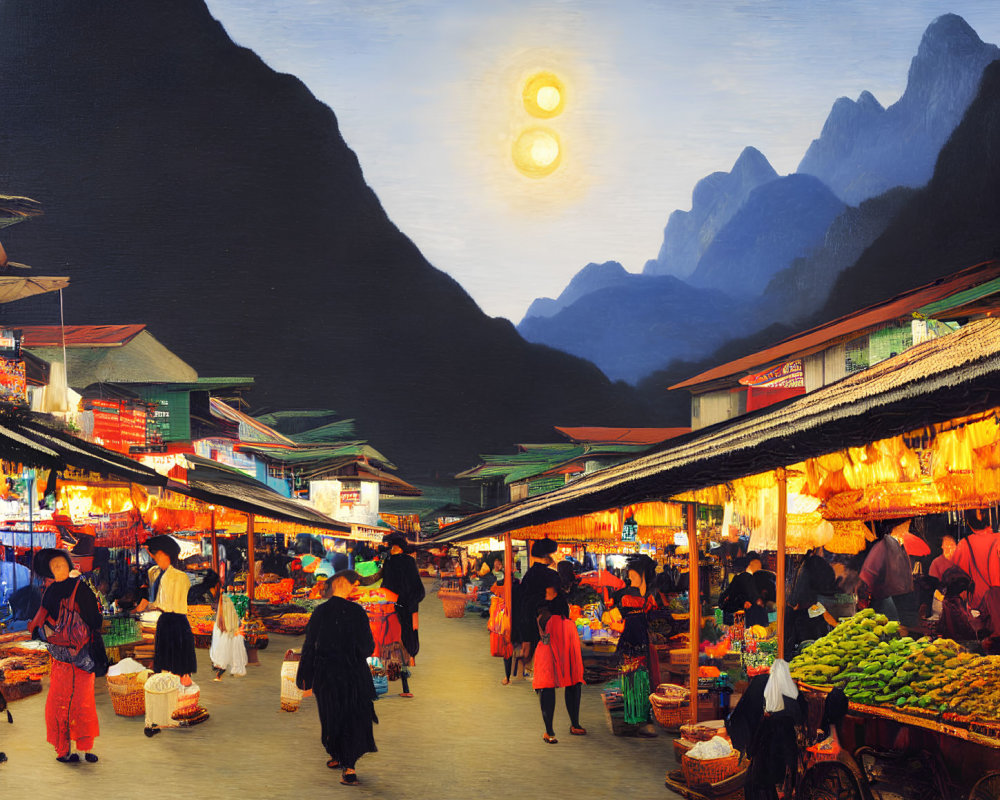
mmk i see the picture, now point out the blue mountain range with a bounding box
[518,14,999,385]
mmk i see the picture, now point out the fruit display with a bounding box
[788,608,1000,724]
[788,609,898,686]
[840,637,963,707]
[910,655,1000,719]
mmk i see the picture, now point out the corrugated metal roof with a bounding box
[291,419,357,443]
[19,324,146,347]
[671,259,1000,391]
[209,398,295,445]
[437,317,1000,543]
[456,442,657,485]
[237,441,395,470]
[555,426,690,445]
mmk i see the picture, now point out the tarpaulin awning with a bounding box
[0,276,69,304]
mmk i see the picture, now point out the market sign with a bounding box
[621,516,638,542]
[738,359,805,388]
[0,357,27,405]
[351,524,387,543]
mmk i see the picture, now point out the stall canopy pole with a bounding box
[247,513,256,616]
[503,531,514,649]
[210,507,218,577]
[776,467,787,662]
[687,502,700,724]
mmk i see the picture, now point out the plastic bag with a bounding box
[764,658,798,713]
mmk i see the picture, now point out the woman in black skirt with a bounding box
[136,535,197,683]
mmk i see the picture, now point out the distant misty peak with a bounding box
[643,145,777,279]
[520,260,630,322]
[798,13,998,205]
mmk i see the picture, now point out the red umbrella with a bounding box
[902,532,930,557]
[579,571,625,591]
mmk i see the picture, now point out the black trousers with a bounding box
[538,683,582,735]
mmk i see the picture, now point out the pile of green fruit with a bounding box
[839,637,962,707]
[788,609,897,686]
[911,654,1000,719]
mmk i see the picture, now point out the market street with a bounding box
[2,582,678,800]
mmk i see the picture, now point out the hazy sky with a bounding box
[205,1,1000,322]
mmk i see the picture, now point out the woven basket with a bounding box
[650,694,690,729]
[108,679,146,717]
[438,591,469,618]
[681,751,741,787]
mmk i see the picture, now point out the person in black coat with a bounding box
[515,539,558,674]
[378,532,425,697]
[296,570,377,786]
[720,552,769,628]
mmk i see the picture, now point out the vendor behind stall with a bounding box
[785,549,837,655]
[858,519,917,629]
[719,552,768,628]
[953,509,1000,609]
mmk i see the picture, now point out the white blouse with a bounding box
[151,566,190,615]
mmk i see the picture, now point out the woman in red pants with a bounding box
[532,570,585,743]
[30,548,107,763]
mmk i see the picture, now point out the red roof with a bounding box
[18,324,146,348]
[670,259,1000,391]
[554,426,691,445]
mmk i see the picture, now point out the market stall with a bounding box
[789,609,1000,798]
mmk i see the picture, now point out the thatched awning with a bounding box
[436,318,1000,543]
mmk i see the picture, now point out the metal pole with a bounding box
[687,502,700,723]
[777,467,788,662]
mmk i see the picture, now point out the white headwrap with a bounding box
[764,658,799,713]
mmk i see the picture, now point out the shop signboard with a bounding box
[351,524,387,542]
[621,517,638,542]
[0,357,27,405]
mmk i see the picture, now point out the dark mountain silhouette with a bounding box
[0,0,652,476]
[643,146,777,279]
[522,261,629,322]
[518,275,757,384]
[687,174,845,296]
[755,186,916,326]
[798,14,999,205]
[820,57,1000,318]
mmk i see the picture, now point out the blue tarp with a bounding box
[1,561,32,604]
[0,529,57,548]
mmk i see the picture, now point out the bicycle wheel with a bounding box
[970,773,1000,800]
[795,761,865,800]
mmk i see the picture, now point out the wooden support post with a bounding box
[776,467,787,662]
[210,507,219,576]
[687,502,700,723]
[247,513,256,616]
[503,531,514,649]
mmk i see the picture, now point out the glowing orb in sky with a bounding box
[522,71,565,118]
[512,127,561,178]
